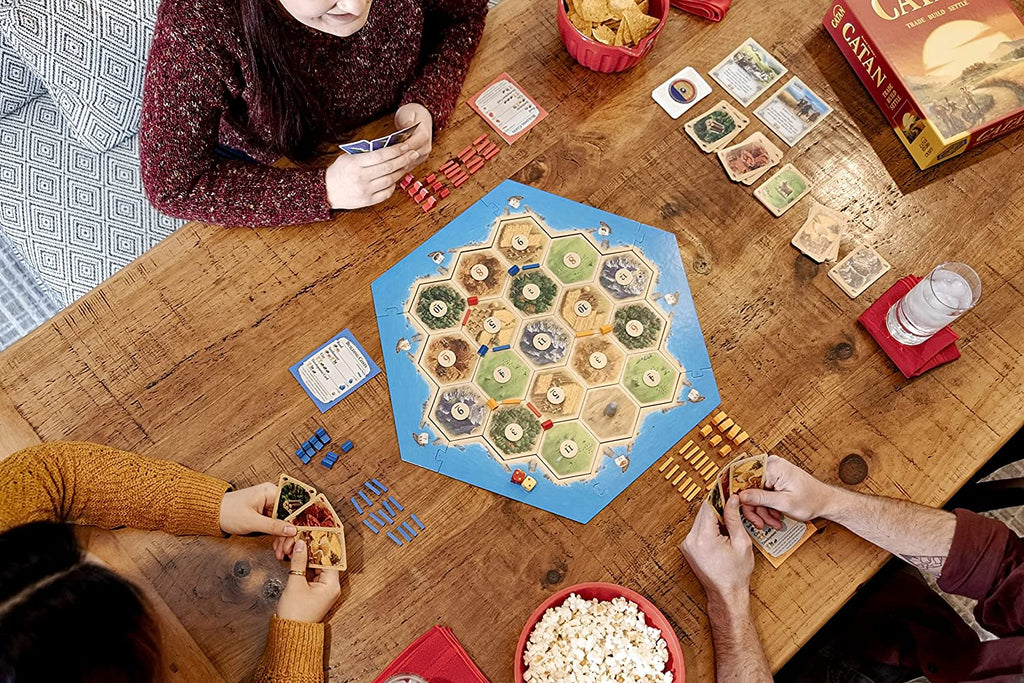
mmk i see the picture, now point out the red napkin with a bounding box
[670,0,731,21]
[373,626,490,683]
[858,275,960,379]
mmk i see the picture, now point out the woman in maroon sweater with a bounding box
[140,0,487,227]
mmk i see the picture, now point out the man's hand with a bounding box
[394,102,432,170]
[680,497,753,603]
[737,455,836,529]
[219,483,297,537]
[276,538,342,623]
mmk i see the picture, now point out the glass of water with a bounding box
[886,262,981,346]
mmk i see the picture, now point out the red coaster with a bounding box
[858,275,960,379]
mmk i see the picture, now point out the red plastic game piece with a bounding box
[458,146,473,161]
[527,402,541,417]
[460,308,471,326]
[467,296,478,306]
[414,188,429,203]
[430,180,443,192]
[424,173,436,184]
[422,196,437,212]
[473,134,488,145]
[438,187,451,199]
[541,419,553,430]
[483,146,499,160]
[453,175,468,187]
[467,158,485,174]
[511,469,526,484]
[400,173,414,189]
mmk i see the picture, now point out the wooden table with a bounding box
[2,0,1023,679]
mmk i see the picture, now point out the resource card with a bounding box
[709,37,788,107]
[340,123,420,155]
[289,328,381,413]
[295,526,348,571]
[274,474,316,520]
[652,66,712,119]
[792,201,846,262]
[286,493,343,528]
[744,515,818,569]
[754,77,833,147]
[685,100,750,153]
[753,164,812,216]
[717,132,783,184]
[468,72,548,145]
[828,244,891,298]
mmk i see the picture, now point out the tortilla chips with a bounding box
[565,0,660,48]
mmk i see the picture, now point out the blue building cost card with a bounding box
[290,329,381,413]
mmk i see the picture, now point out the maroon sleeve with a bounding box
[400,0,488,129]
[139,2,332,227]
[938,508,1024,638]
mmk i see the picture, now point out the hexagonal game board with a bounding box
[373,181,718,523]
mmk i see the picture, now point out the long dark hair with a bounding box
[0,522,162,683]
[240,0,325,160]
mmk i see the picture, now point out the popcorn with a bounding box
[523,593,672,683]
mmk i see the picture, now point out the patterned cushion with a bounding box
[0,96,183,305]
[0,228,60,351]
[0,0,160,152]
[0,30,44,116]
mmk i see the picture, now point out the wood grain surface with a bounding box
[1,0,1022,680]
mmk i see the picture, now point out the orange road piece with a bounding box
[658,456,674,472]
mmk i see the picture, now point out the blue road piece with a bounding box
[491,344,511,351]
[387,496,404,512]
[410,513,425,530]
[386,531,403,546]
[357,490,373,507]
[365,480,381,495]
[378,509,394,525]
[363,518,379,534]
[402,521,418,537]
[341,440,354,453]
[316,427,328,439]
[477,345,488,357]
[508,265,520,276]
[381,499,396,516]
[397,525,413,542]
[367,511,386,526]
[522,263,540,270]
[372,478,387,492]
[351,497,363,514]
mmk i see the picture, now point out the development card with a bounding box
[274,474,316,520]
[754,77,833,147]
[384,122,419,148]
[295,526,347,571]
[339,140,372,154]
[728,454,767,497]
[707,476,725,520]
[828,244,891,298]
[286,493,343,528]
[753,164,811,216]
[685,100,750,153]
[744,516,818,569]
[717,132,782,183]
[468,72,548,145]
[652,66,713,119]
[792,201,845,262]
[709,38,788,107]
[289,328,381,413]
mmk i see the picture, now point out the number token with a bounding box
[563,252,581,269]
[615,267,635,286]
[428,300,448,318]
[574,300,592,318]
[483,316,502,333]
[643,369,662,387]
[625,319,644,338]
[546,386,566,405]
[493,366,512,384]
[451,402,470,421]
[504,423,524,442]
[470,263,489,281]
[532,333,552,351]
[559,439,579,459]
[589,351,608,369]
[437,349,457,367]
[511,234,529,251]
[522,283,541,301]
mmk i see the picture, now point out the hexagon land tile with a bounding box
[580,387,640,441]
[373,180,719,523]
[452,248,509,299]
[420,334,479,385]
[546,234,599,284]
[518,318,572,367]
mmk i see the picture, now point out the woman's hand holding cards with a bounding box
[738,455,835,529]
[219,483,298,537]
[680,497,754,605]
[276,538,342,623]
[394,102,432,169]
[325,144,420,209]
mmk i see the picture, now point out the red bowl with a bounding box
[514,582,686,682]
[557,0,669,73]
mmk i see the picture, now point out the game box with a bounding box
[824,0,1024,169]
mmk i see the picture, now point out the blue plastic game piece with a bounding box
[320,454,335,469]
[312,435,326,450]
[507,265,520,276]
[410,513,425,530]
[386,531,403,546]
[387,496,404,512]
[397,525,413,542]
[316,427,328,439]
[350,497,363,514]
[491,344,511,351]
[299,453,313,465]
[341,440,354,453]
[372,478,388,492]
[381,499,395,516]
[365,480,381,495]
[522,263,540,270]
[477,345,488,356]
[326,451,339,462]
[320,434,331,445]
[295,448,304,459]
[377,509,394,525]
[402,521,418,537]
[357,490,372,507]
[303,444,317,458]
[367,511,385,525]
[363,518,379,534]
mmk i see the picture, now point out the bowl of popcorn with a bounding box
[558,0,669,73]
[515,582,685,682]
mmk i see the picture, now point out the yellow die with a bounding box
[522,475,537,492]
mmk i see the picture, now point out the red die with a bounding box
[511,469,526,484]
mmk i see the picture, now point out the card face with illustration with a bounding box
[709,38,788,107]
[754,77,833,147]
[385,122,419,147]
[828,244,891,298]
[728,454,767,497]
[296,526,347,571]
[339,139,372,155]
[708,475,725,520]
[286,493,342,528]
[743,515,818,569]
[274,475,316,520]
[685,100,750,153]
[792,201,845,262]
[652,66,713,120]
[717,132,782,183]
[754,164,811,216]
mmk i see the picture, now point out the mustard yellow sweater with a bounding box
[0,441,325,683]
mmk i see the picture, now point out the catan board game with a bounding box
[373,181,719,523]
